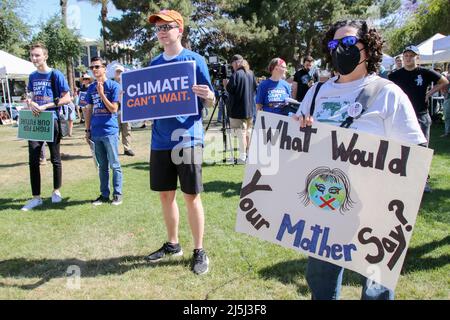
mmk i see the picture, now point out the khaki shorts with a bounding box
[230,117,253,133]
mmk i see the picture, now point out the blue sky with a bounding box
[27,0,123,40]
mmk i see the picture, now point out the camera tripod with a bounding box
[205,90,236,164]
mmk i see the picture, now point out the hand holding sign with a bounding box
[28,100,42,117]
[192,84,214,106]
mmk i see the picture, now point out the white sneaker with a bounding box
[21,198,43,211]
[52,191,62,203]
[236,158,246,165]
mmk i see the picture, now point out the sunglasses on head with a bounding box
[155,24,179,32]
[328,36,359,51]
[89,65,103,70]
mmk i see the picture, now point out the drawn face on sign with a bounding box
[308,175,346,211]
[299,167,355,214]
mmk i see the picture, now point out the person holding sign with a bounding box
[21,43,71,211]
[84,57,123,206]
[77,73,92,123]
[296,20,426,300]
[114,65,135,157]
[256,58,292,115]
[144,10,215,275]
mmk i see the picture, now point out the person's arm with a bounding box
[84,104,93,143]
[29,91,71,116]
[291,81,298,99]
[425,75,449,101]
[97,81,119,113]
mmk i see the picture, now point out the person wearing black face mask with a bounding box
[293,20,426,300]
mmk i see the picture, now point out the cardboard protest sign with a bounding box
[17,110,54,142]
[236,112,433,290]
[121,61,198,122]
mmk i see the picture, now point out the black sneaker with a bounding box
[124,149,135,156]
[111,194,123,206]
[145,242,183,263]
[192,249,209,275]
[92,195,109,206]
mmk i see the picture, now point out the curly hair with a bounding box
[322,20,383,74]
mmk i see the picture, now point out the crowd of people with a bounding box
[17,8,450,299]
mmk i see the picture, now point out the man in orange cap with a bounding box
[144,9,215,275]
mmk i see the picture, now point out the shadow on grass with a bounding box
[0,255,189,290]
[203,181,241,197]
[60,154,93,161]
[0,197,93,211]
[420,188,450,224]
[258,258,367,298]
[122,162,148,171]
[0,162,28,168]
[429,123,450,156]
[259,237,450,296]
[402,235,450,274]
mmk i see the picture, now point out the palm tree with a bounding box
[60,0,75,92]
[77,0,111,60]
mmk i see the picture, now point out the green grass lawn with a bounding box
[0,121,448,300]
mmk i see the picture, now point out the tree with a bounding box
[59,0,76,92]
[77,0,112,60]
[385,0,450,56]
[30,16,83,84]
[0,0,31,57]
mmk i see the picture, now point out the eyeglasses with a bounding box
[328,36,359,51]
[82,78,90,80]
[155,24,179,33]
[89,65,103,70]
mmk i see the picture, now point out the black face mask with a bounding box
[331,43,365,75]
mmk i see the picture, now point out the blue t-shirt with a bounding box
[27,69,70,119]
[256,79,292,114]
[149,49,213,150]
[86,79,120,137]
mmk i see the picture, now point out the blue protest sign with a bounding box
[121,61,198,122]
[78,91,88,107]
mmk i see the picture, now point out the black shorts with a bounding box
[150,147,203,194]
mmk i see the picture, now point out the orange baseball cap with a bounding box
[148,10,184,31]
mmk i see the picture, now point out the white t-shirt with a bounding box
[297,74,427,145]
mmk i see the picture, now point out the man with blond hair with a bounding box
[22,43,71,211]
[145,9,215,275]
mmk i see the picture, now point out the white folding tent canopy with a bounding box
[381,53,395,69]
[0,50,36,115]
[416,33,450,64]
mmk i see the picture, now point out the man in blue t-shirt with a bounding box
[144,9,215,275]
[21,42,71,211]
[84,57,123,206]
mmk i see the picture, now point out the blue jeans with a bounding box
[306,257,394,300]
[92,134,122,197]
[444,99,450,135]
[417,113,431,147]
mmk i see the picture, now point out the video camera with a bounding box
[208,56,232,82]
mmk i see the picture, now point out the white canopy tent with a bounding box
[416,33,450,65]
[381,53,395,69]
[0,50,36,117]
